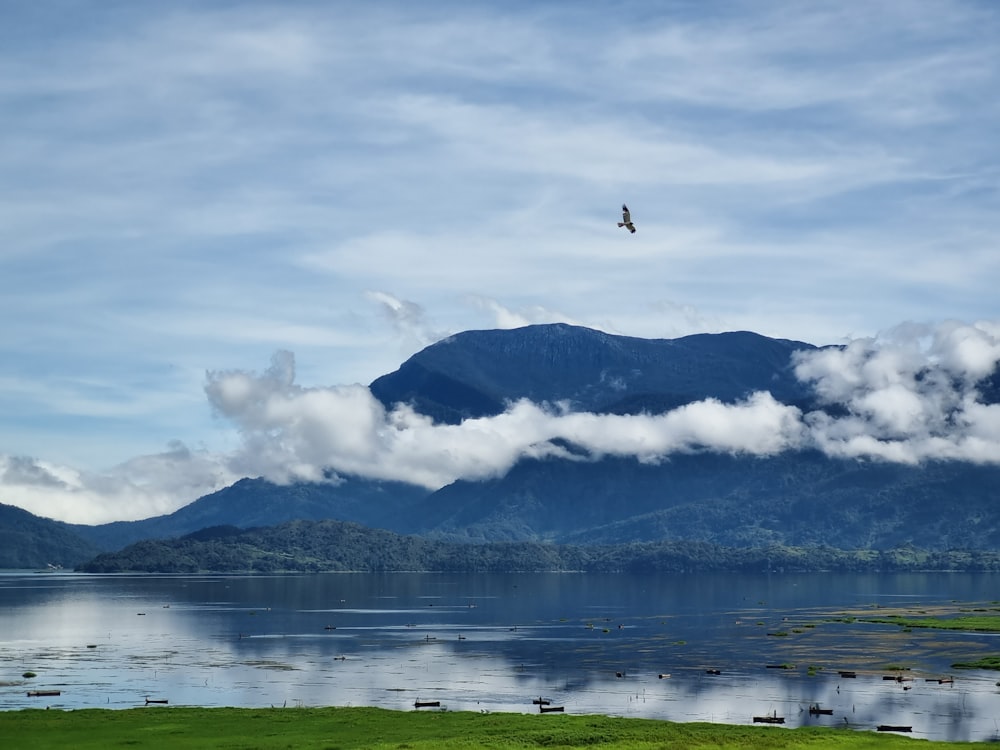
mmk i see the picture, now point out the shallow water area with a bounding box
[2,571,999,741]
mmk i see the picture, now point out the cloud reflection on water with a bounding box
[1,572,1000,742]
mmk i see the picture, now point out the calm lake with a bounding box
[2,571,1000,741]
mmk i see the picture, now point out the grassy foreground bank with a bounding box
[0,706,978,749]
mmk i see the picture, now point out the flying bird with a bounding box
[618,204,636,234]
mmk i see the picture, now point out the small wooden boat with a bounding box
[413,700,440,708]
[539,705,565,713]
[705,669,721,675]
[27,690,61,697]
[838,670,857,678]
[884,669,911,681]
[753,712,785,724]
[808,704,833,715]
[877,725,912,732]
[145,698,169,705]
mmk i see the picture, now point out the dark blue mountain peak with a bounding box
[369,324,820,423]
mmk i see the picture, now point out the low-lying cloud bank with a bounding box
[3,321,998,525]
[794,320,1000,463]
[0,444,236,525]
[205,354,805,489]
[203,320,1000,490]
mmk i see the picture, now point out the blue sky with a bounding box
[2,0,999,523]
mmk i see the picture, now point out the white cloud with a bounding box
[0,444,235,525]
[794,320,1000,463]
[467,296,589,331]
[203,360,807,491]
[366,291,449,349]
[552,392,805,460]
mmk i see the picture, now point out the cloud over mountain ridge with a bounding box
[2,320,998,525]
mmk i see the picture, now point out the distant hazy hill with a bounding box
[0,503,100,569]
[74,475,430,552]
[8,323,999,567]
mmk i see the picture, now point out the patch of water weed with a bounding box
[866,615,1000,632]
[951,655,1000,670]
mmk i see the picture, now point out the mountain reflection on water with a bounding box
[2,571,999,742]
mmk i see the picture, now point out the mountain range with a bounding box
[4,323,999,569]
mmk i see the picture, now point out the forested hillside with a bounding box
[0,503,101,568]
[77,518,1000,574]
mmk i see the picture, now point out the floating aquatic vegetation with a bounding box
[952,655,1000,670]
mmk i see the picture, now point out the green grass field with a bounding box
[0,707,981,749]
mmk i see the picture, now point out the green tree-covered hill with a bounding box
[77,518,1000,574]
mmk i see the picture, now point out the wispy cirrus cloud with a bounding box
[2,1,999,523]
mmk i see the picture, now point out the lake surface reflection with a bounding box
[2,571,1000,741]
